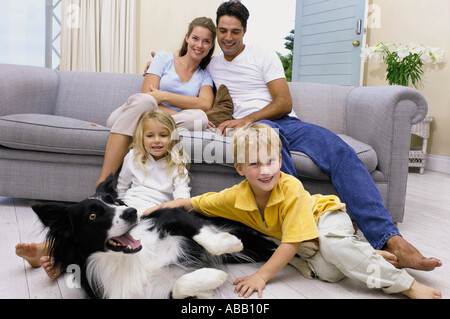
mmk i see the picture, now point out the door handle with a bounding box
[356,19,362,35]
[353,40,360,47]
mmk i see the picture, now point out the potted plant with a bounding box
[362,43,445,173]
[361,42,445,88]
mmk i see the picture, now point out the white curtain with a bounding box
[61,0,137,73]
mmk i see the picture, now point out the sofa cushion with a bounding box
[0,114,109,156]
[0,114,378,181]
[292,134,378,180]
[179,131,378,181]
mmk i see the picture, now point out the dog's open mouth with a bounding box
[106,233,142,254]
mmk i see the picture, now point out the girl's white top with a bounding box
[116,149,190,206]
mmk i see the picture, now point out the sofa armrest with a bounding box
[0,64,58,116]
[346,85,427,177]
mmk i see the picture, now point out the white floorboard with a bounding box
[1,170,449,299]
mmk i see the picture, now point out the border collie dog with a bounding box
[32,174,289,299]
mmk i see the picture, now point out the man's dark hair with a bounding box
[216,0,250,30]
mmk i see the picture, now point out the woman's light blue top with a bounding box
[146,51,213,112]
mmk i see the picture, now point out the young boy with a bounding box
[144,123,441,299]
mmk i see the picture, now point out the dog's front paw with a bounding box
[172,268,228,299]
[289,257,314,279]
[212,232,244,255]
[297,241,319,258]
[194,227,243,255]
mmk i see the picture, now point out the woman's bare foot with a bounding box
[89,122,104,128]
[386,235,442,271]
[15,242,46,268]
[40,256,61,279]
[401,280,442,299]
[376,250,398,267]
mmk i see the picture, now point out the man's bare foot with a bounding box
[15,242,45,268]
[40,256,61,279]
[401,280,442,299]
[386,235,442,271]
[376,250,398,267]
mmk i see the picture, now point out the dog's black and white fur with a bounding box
[33,174,313,299]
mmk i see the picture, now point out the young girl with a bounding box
[117,110,190,215]
[16,110,191,278]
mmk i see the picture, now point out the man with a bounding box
[147,0,441,271]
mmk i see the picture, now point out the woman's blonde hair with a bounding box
[231,123,282,165]
[131,110,190,180]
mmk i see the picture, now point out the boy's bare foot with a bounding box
[401,280,442,299]
[376,250,398,267]
[386,235,442,271]
[40,256,61,279]
[15,242,44,268]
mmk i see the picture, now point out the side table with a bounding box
[409,114,434,174]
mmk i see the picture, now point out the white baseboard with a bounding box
[426,154,450,175]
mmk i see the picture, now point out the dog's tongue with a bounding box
[112,233,141,249]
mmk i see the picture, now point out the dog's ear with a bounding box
[32,202,72,229]
[95,173,118,198]
[32,203,78,273]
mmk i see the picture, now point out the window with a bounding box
[0,0,61,69]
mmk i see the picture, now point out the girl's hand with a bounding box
[233,274,266,298]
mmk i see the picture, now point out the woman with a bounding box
[97,17,216,186]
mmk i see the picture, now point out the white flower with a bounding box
[362,42,445,65]
[396,45,410,60]
[373,42,386,52]
[408,43,425,55]
[360,46,374,61]
[361,42,389,62]
[426,47,445,64]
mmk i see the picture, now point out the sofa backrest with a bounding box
[54,70,142,125]
[5,64,356,133]
[0,64,59,116]
[288,82,355,135]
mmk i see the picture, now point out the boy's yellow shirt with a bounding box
[191,172,346,243]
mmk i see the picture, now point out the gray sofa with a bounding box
[0,63,427,222]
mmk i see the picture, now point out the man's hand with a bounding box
[216,118,252,136]
[142,51,156,76]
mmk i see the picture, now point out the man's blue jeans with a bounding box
[260,116,400,249]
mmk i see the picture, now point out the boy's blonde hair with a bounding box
[231,123,282,165]
[131,110,190,179]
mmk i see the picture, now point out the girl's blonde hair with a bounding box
[231,123,282,165]
[131,110,190,180]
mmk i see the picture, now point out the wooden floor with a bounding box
[1,169,449,299]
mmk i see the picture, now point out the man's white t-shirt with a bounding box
[207,44,297,119]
